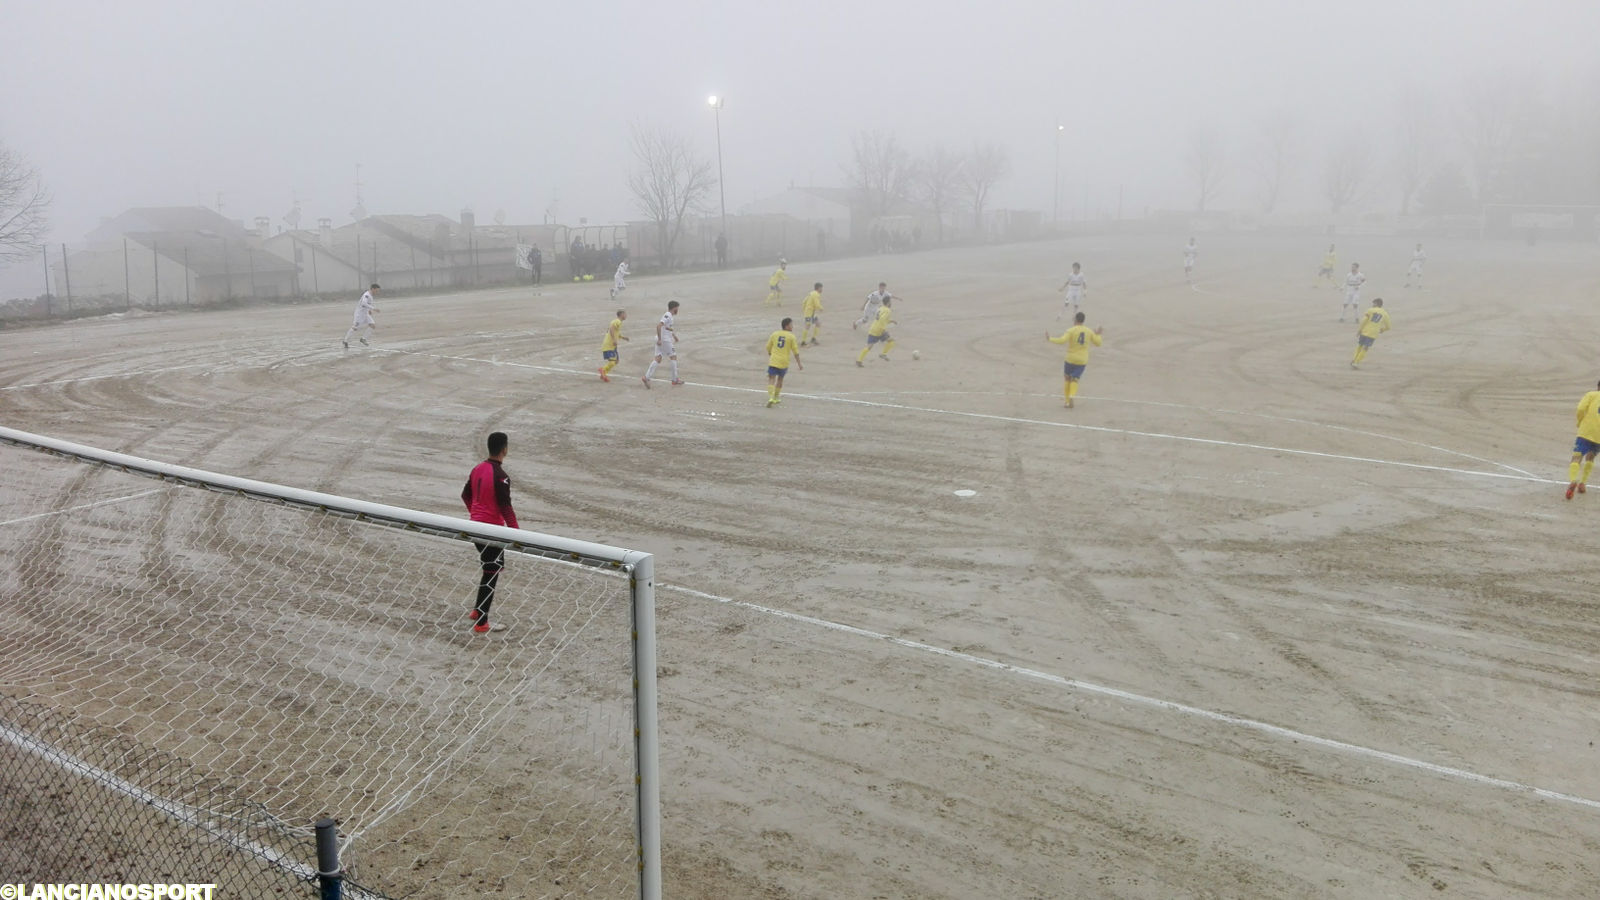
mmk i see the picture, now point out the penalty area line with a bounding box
[658,581,1600,813]
[375,346,1555,485]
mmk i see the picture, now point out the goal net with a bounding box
[0,426,661,899]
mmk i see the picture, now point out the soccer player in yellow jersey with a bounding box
[765,317,803,407]
[1315,244,1338,288]
[1046,311,1104,408]
[1351,298,1390,368]
[598,309,628,381]
[765,258,789,306]
[800,283,824,345]
[855,297,896,366]
[1565,380,1600,499]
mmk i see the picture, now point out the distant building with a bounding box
[741,187,854,244]
[58,207,296,306]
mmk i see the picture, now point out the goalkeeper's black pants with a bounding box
[473,542,504,622]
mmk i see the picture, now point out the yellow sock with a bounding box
[767,385,776,401]
[603,360,615,373]
[1570,460,1582,481]
[1352,346,1362,364]
[882,340,895,356]
[1067,380,1079,399]
[1063,382,1071,401]
[858,346,870,362]
[1584,459,1595,483]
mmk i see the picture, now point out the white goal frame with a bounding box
[0,424,662,900]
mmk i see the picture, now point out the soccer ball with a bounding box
[912,350,921,360]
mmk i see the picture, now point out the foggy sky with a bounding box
[3,0,1598,282]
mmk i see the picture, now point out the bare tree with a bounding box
[1185,126,1227,212]
[1252,111,1295,214]
[1322,139,1372,213]
[917,145,963,243]
[961,142,1011,230]
[1458,70,1532,205]
[626,124,717,267]
[0,142,50,263]
[1393,85,1434,215]
[844,130,915,219]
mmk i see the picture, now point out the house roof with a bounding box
[128,232,298,278]
[87,207,249,244]
[794,186,855,206]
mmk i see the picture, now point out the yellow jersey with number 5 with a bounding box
[766,330,799,368]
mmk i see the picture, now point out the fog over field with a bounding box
[2,0,1598,298]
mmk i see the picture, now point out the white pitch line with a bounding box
[658,581,1600,813]
[377,347,1556,485]
[1,363,209,391]
[0,488,165,528]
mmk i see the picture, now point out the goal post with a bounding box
[0,424,661,899]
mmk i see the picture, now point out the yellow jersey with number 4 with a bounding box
[1051,325,1102,364]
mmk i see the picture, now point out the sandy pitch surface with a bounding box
[4,233,1600,898]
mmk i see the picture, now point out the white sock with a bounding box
[645,360,658,379]
[670,359,680,380]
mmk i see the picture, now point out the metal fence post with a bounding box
[123,238,131,310]
[152,241,160,310]
[61,243,72,313]
[314,818,342,900]
[184,246,191,306]
[41,244,50,318]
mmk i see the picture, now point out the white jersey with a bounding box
[1063,272,1086,301]
[655,311,677,349]
[1184,243,1198,262]
[615,262,630,283]
[1408,250,1426,273]
[859,290,889,323]
[352,290,375,326]
[1344,272,1366,299]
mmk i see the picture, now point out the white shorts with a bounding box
[1344,290,1361,304]
[1184,256,1196,268]
[655,341,676,358]
[1065,288,1084,304]
[352,312,374,328]
[1408,262,1423,275]
[614,279,627,291]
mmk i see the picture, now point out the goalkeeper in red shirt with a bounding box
[461,431,519,633]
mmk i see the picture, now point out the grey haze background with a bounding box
[2,0,1597,297]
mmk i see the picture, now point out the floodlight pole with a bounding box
[710,95,727,251]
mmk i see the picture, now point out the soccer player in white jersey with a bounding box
[1057,263,1087,319]
[610,260,630,300]
[1341,263,1366,322]
[342,283,380,349]
[1183,237,1198,281]
[1404,243,1426,288]
[641,300,683,388]
[854,282,892,329]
